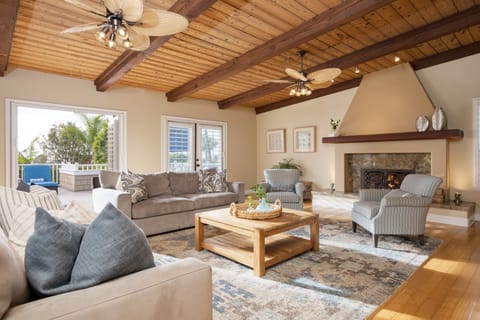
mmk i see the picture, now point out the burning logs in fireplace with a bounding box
[361,169,415,189]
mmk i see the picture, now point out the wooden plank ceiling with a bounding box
[6,0,480,113]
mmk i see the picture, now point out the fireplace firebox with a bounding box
[361,169,415,189]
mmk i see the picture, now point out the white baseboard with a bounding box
[427,213,474,227]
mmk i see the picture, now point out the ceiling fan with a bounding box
[61,0,189,51]
[265,50,341,97]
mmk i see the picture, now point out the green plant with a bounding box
[250,184,266,199]
[330,118,341,130]
[272,158,301,170]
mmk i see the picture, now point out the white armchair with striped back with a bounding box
[352,174,443,248]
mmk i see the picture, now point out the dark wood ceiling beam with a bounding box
[0,0,20,76]
[255,41,480,114]
[221,6,480,110]
[165,0,395,102]
[95,0,216,92]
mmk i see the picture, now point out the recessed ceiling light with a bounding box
[355,65,360,74]
[394,56,401,63]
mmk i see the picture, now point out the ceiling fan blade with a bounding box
[132,9,188,36]
[61,23,102,34]
[285,68,307,81]
[310,81,333,89]
[64,0,104,16]
[308,68,342,84]
[104,0,143,22]
[126,25,150,51]
[263,79,294,84]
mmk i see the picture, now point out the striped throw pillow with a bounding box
[0,186,62,235]
[8,201,96,259]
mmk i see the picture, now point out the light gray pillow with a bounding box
[70,203,155,287]
[25,208,86,298]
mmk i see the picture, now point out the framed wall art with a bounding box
[294,126,315,153]
[266,129,285,153]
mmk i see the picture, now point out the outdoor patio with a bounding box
[57,187,94,211]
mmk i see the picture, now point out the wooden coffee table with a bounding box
[195,207,319,277]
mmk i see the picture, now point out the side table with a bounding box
[301,181,312,200]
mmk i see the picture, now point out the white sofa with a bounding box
[0,185,213,320]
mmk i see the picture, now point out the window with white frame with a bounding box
[5,99,127,188]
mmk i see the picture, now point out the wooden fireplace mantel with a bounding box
[322,129,464,144]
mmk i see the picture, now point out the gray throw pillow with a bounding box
[16,180,30,193]
[70,203,155,287]
[25,208,87,298]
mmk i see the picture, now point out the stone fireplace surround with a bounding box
[346,153,431,193]
[334,139,448,195]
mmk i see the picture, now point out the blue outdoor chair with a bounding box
[23,164,59,192]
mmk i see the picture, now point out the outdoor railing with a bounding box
[18,163,109,183]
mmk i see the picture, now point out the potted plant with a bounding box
[272,158,302,176]
[330,118,341,136]
[249,184,270,212]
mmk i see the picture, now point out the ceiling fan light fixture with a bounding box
[117,25,129,39]
[107,32,116,48]
[96,26,109,40]
[123,39,132,48]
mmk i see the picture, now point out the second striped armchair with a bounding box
[352,174,442,248]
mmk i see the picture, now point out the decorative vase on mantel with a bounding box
[431,105,447,131]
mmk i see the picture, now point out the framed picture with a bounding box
[294,126,316,153]
[266,129,285,153]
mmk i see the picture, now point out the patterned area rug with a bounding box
[148,217,440,320]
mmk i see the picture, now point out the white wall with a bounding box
[0,69,258,187]
[256,88,356,190]
[256,53,480,209]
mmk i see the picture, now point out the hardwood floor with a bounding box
[303,199,480,320]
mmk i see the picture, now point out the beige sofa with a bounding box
[0,185,213,320]
[92,171,245,236]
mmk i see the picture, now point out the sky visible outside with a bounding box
[17,106,109,151]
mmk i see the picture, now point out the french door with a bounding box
[163,116,226,172]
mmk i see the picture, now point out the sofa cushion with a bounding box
[265,192,300,203]
[169,172,199,195]
[25,207,87,297]
[70,203,155,289]
[141,172,171,197]
[183,192,238,209]
[270,183,295,192]
[99,170,120,189]
[8,201,96,259]
[0,231,29,318]
[118,171,148,204]
[352,201,381,219]
[131,195,195,219]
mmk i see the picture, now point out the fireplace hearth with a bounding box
[361,168,415,189]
